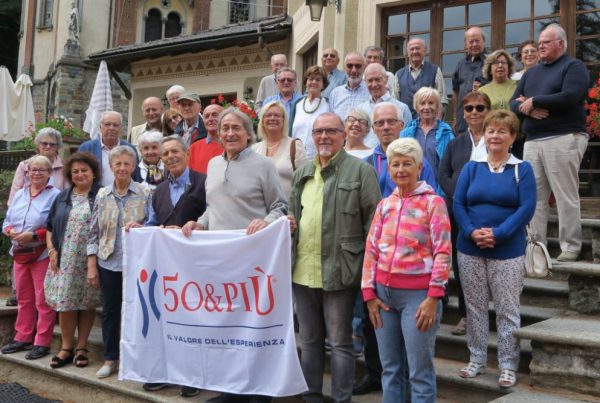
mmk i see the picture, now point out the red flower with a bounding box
[217,94,225,103]
[211,98,216,104]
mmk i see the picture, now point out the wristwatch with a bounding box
[32,232,38,241]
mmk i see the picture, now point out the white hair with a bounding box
[138,130,164,147]
[373,102,404,122]
[386,138,423,165]
[166,85,186,98]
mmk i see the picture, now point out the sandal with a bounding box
[498,369,516,388]
[459,362,486,378]
[74,348,89,368]
[50,348,74,369]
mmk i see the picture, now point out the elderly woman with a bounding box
[253,101,308,197]
[453,110,536,388]
[362,138,450,402]
[87,146,151,379]
[478,50,517,111]
[290,65,330,159]
[438,92,491,336]
[138,130,166,190]
[2,156,60,360]
[400,87,454,191]
[512,40,539,81]
[183,107,287,403]
[45,152,102,368]
[162,108,183,136]
[344,108,373,159]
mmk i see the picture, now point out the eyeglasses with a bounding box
[102,122,121,128]
[322,53,337,59]
[346,63,363,70]
[346,116,369,126]
[264,113,283,119]
[373,118,400,128]
[312,128,344,136]
[464,104,487,113]
[39,141,57,148]
[29,168,50,174]
[538,38,561,47]
[492,60,508,66]
[278,78,295,83]
[522,49,538,54]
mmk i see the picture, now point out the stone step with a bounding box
[547,237,593,262]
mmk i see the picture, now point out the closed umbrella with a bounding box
[0,66,35,142]
[83,60,113,140]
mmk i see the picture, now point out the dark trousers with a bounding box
[98,266,122,360]
[362,302,382,378]
[450,214,467,317]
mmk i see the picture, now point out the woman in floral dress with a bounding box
[45,152,102,368]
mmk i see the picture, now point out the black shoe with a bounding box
[6,296,17,307]
[25,345,50,360]
[352,374,382,395]
[143,382,169,392]
[180,386,200,398]
[1,340,32,354]
[206,393,236,403]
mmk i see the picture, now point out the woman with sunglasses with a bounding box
[438,92,491,336]
[344,108,373,159]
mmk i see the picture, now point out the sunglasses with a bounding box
[323,53,337,59]
[39,141,57,148]
[346,63,363,70]
[464,104,487,113]
[278,78,295,83]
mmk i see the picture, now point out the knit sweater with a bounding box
[453,158,536,259]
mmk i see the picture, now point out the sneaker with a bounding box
[25,346,50,360]
[143,383,169,392]
[96,361,118,378]
[451,317,467,336]
[557,251,578,262]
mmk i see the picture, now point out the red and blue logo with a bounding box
[137,268,161,338]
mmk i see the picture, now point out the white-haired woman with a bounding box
[478,50,517,111]
[344,108,373,159]
[400,87,454,193]
[362,138,450,402]
[137,130,166,190]
[253,101,308,197]
[87,146,151,379]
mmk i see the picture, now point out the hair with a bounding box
[27,155,53,171]
[483,109,520,137]
[346,108,371,127]
[138,130,164,147]
[35,127,63,150]
[413,87,441,113]
[344,51,365,64]
[385,138,423,165]
[271,54,288,64]
[162,134,188,152]
[364,63,387,78]
[100,111,122,125]
[275,66,296,80]
[465,26,486,43]
[257,101,289,141]
[166,85,186,98]
[373,101,404,122]
[516,40,537,62]
[219,107,256,144]
[63,151,101,184]
[462,91,492,110]
[482,49,516,80]
[314,112,345,130]
[162,108,182,135]
[406,37,427,50]
[108,145,137,166]
[363,46,384,59]
[542,23,567,51]
[302,65,329,89]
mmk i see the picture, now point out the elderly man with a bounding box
[510,24,589,262]
[166,85,186,109]
[137,130,166,190]
[255,54,297,112]
[453,27,487,133]
[79,111,140,186]
[174,93,208,147]
[321,48,348,98]
[396,38,448,118]
[364,46,399,99]
[262,67,303,118]
[289,112,381,403]
[329,52,371,122]
[358,63,412,148]
[128,97,164,147]
[188,104,224,174]
[128,135,206,398]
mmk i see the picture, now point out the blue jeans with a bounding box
[98,266,122,361]
[374,285,441,403]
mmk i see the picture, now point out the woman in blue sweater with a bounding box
[453,110,536,388]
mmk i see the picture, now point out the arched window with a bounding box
[144,8,162,42]
[165,12,182,38]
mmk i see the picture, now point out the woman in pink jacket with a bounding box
[362,138,451,403]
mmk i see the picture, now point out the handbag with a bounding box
[514,164,551,278]
[12,244,47,264]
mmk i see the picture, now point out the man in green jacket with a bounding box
[289,113,381,403]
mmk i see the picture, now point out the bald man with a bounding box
[128,97,164,147]
[256,54,300,112]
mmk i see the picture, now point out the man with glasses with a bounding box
[358,63,412,148]
[128,96,164,147]
[321,48,347,98]
[363,46,399,100]
[510,23,589,262]
[262,67,303,118]
[256,54,299,112]
[79,111,141,186]
[289,112,381,403]
[330,52,371,122]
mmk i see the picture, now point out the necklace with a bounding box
[488,155,510,172]
[267,140,281,150]
[491,81,513,109]
[303,96,322,114]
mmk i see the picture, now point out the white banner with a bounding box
[120,218,307,396]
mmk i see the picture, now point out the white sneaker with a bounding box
[96,361,117,378]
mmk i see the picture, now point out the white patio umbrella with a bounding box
[0,66,35,142]
[83,60,113,140]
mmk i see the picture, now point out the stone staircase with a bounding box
[1,216,600,402]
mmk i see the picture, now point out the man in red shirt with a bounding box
[188,104,224,174]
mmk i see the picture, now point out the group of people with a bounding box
[1,21,590,403]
